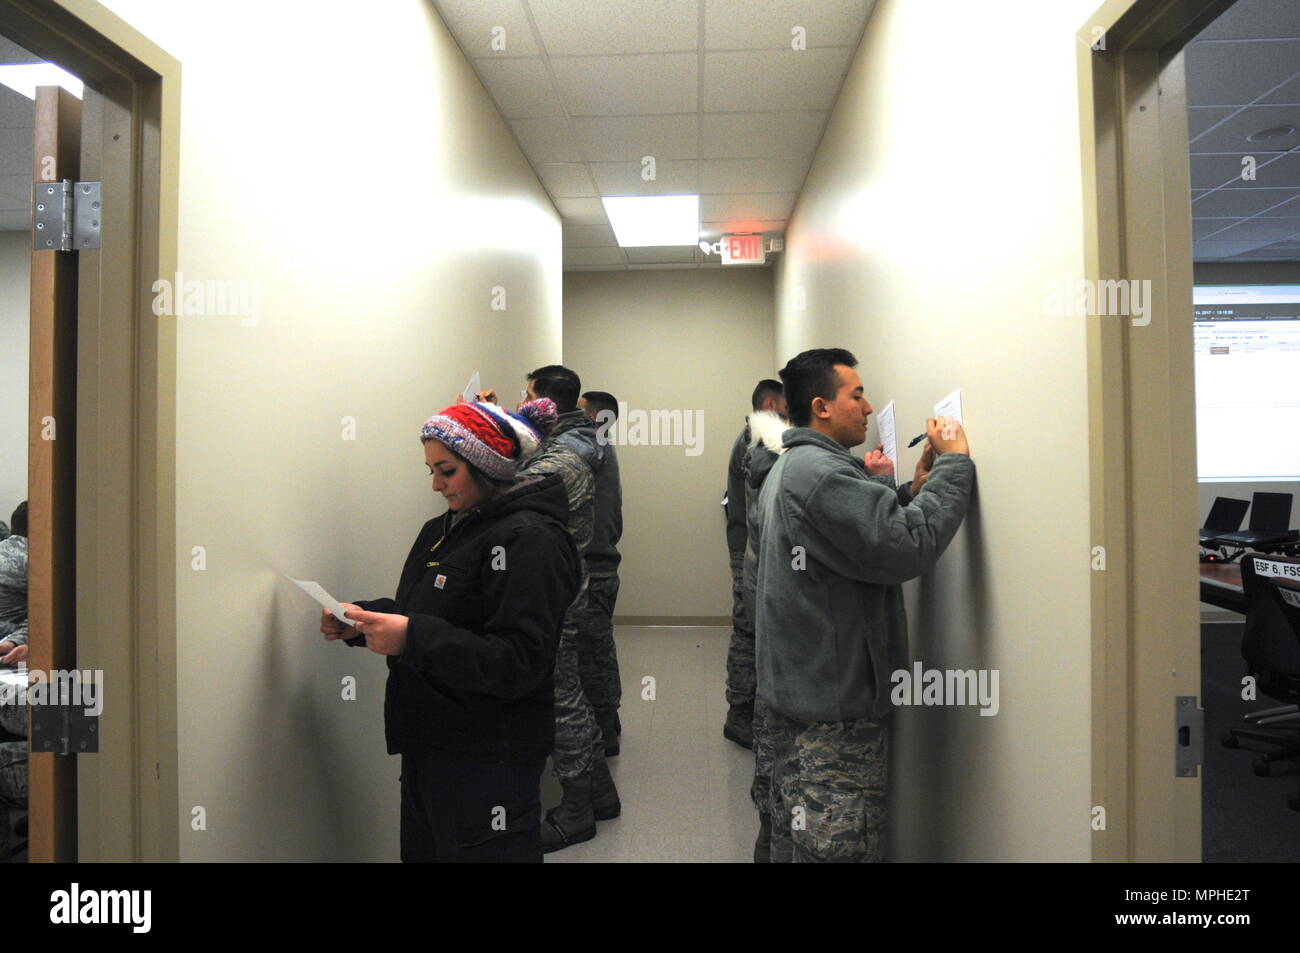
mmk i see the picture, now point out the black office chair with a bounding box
[1220,553,1300,808]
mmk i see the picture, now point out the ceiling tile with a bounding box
[1255,192,1300,216]
[571,114,699,161]
[1193,218,1238,239]
[563,246,627,266]
[701,156,810,193]
[1230,239,1300,259]
[509,117,583,161]
[433,0,542,57]
[624,245,698,263]
[701,192,795,222]
[1190,150,1297,189]
[1195,0,1300,41]
[588,159,699,194]
[703,0,871,50]
[703,48,853,112]
[529,0,699,55]
[536,162,598,197]
[554,196,611,224]
[1190,104,1300,151]
[1194,238,1275,260]
[1190,187,1300,216]
[471,58,565,118]
[1201,217,1300,243]
[1187,106,1240,140]
[629,261,700,269]
[565,264,628,271]
[700,219,785,239]
[550,53,698,115]
[1185,39,1300,106]
[563,224,618,247]
[703,110,827,157]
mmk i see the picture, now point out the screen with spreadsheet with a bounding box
[1194,284,1300,482]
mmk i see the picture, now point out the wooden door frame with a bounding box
[1,0,179,861]
[1079,0,1237,862]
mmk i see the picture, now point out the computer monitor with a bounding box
[1204,496,1250,533]
[1249,492,1293,532]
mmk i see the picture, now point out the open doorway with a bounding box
[1183,0,1300,862]
[1080,0,1300,861]
[0,32,40,863]
[0,0,180,862]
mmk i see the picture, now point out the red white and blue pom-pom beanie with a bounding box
[420,398,558,480]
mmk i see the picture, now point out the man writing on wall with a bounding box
[754,349,974,862]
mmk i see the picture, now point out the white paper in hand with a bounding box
[463,371,481,404]
[877,400,898,472]
[288,576,355,626]
[934,388,964,425]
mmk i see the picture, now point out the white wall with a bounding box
[773,0,1098,860]
[0,232,28,521]
[563,267,775,618]
[98,0,562,860]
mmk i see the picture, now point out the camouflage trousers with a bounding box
[575,573,621,714]
[0,741,25,807]
[725,552,755,707]
[766,707,889,863]
[0,740,26,860]
[750,695,774,814]
[552,582,603,780]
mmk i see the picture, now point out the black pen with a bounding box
[906,433,926,448]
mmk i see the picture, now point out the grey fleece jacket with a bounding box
[754,427,975,722]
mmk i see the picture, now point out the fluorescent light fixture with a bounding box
[0,63,84,100]
[602,194,700,247]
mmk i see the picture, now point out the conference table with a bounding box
[1200,561,1245,614]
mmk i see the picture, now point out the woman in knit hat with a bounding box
[320,398,582,862]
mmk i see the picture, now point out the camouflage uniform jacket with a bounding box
[0,536,27,646]
[519,411,596,560]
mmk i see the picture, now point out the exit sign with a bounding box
[721,233,765,265]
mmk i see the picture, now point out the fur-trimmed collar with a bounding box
[747,410,790,455]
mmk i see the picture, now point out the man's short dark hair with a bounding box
[778,349,858,428]
[528,365,581,414]
[751,379,784,411]
[582,390,619,420]
[10,501,26,539]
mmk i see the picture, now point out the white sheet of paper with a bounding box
[288,576,355,626]
[876,401,898,472]
[462,371,481,403]
[934,388,964,425]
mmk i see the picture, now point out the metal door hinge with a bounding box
[1175,695,1203,777]
[30,704,99,755]
[32,179,102,251]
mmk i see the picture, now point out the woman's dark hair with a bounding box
[778,349,857,428]
[9,501,26,538]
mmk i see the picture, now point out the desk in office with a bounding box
[1201,562,1244,614]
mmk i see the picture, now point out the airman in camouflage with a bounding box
[512,367,620,852]
[766,708,889,863]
